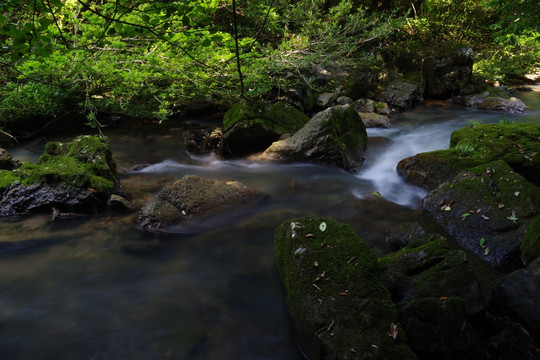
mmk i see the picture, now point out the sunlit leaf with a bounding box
[319,222,327,232]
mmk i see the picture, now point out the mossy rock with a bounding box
[260,105,368,171]
[222,101,310,156]
[450,123,540,185]
[521,216,540,265]
[0,135,119,215]
[381,234,485,315]
[274,217,416,360]
[398,123,540,189]
[423,160,540,269]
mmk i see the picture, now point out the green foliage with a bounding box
[0,0,539,132]
[453,141,478,156]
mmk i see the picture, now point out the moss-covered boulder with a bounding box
[260,105,368,171]
[137,175,262,232]
[274,217,416,360]
[398,123,540,189]
[380,235,485,359]
[381,235,485,315]
[423,161,540,268]
[0,135,119,215]
[221,101,310,156]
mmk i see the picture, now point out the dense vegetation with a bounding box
[0,0,538,135]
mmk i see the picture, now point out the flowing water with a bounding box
[1,87,539,359]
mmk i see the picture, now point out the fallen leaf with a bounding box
[319,222,327,232]
[480,237,486,246]
[444,206,452,211]
[484,247,490,255]
[390,323,398,340]
[515,191,520,197]
[313,261,319,267]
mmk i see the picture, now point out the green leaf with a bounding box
[141,14,150,23]
[479,237,486,246]
[461,213,471,221]
[319,222,327,232]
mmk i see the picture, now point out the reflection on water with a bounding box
[0,89,538,359]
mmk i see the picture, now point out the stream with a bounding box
[1,87,539,359]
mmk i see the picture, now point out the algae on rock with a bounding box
[0,135,120,215]
[274,217,416,360]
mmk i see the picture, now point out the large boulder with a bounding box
[379,79,423,110]
[398,123,540,189]
[0,135,120,215]
[381,234,486,359]
[422,46,474,99]
[381,235,485,316]
[259,105,367,171]
[274,217,416,360]
[423,161,540,269]
[490,257,540,342]
[137,175,262,232]
[221,101,310,156]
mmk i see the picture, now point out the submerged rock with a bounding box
[137,175,262,232]
[274,217,416,360]
[0,135,120,215]
[423,161,540,269]
[454,94,526,113]
[221,101,310,156]
[259,105,367,171]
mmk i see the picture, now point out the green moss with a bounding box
[275,217,416,359]
[521,216,540,265]
[0,136,117,193]
[0,169,21,189]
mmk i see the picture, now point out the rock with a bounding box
[0,135,120,215]
[315,91,339,110]
[222,101,310,156]
[399,297,482,360]
[358,112,391,128]
[491,257,540,342]
[422,46,474,99]
[381,235,486,315]
[385,222,426,250]
[335,96,353,105]
[398,123,540,189]
[137,175,261,232]
[283,85,317,113]
[353,98,375,112]
[520,217,540,265]
[0,148,16,170]
[274,217,416,360]
[185,128,223,155]
[259,105,367,171]
[379,79,423,110]
[423,161,540,269]
[476,96,526,113]
[107,194,137,212]
[486,325,540,360]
